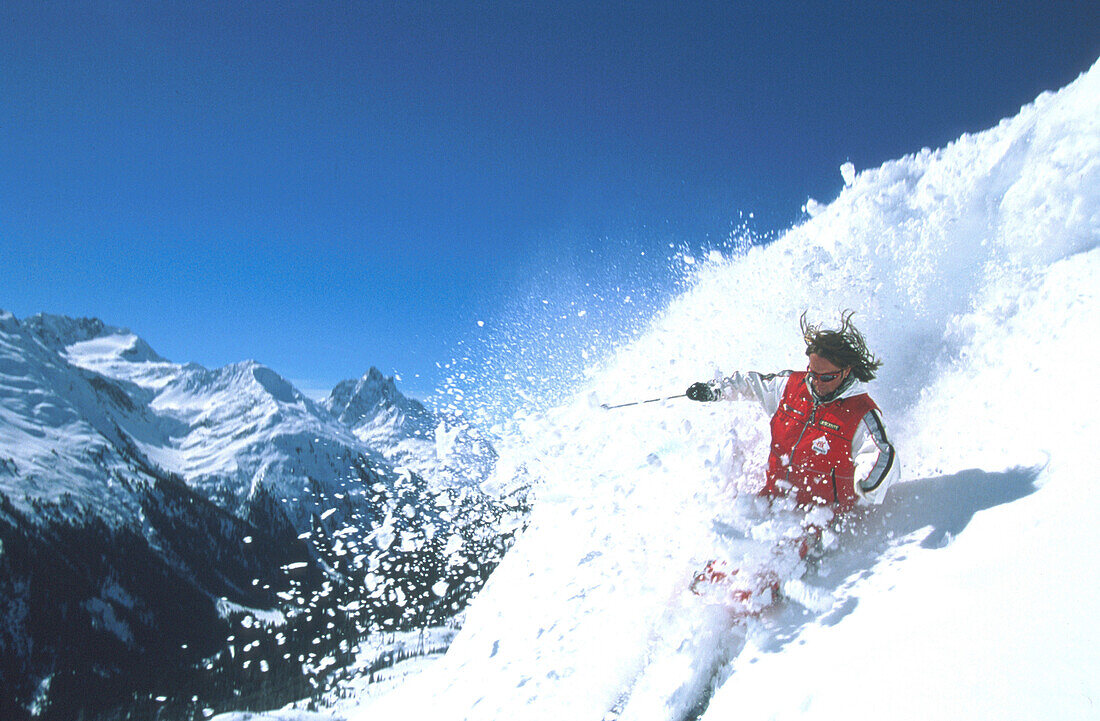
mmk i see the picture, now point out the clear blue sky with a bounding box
[2,2,1098,401]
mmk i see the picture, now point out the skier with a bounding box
[684,311,898,606]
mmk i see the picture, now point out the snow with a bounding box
[840,161,856,186]
[214,628,458,721]
[215,599,288,627]
[1,313,455,533]
[6,50,1095,721]
[339,58,1100,720]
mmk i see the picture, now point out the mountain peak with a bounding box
[359,366,398,398]
[249,363,304,405]
[323,367,426,429]
[24,312,167,363]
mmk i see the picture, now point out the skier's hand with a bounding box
[686,382,718,402]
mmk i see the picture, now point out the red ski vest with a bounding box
[763,371,878,512]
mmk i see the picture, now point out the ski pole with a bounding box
[600,393,687,410]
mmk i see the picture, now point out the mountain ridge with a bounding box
[0,309,518,721]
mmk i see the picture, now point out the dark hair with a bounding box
[801,310,882,382]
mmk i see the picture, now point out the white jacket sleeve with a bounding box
[851,408,899,504]
[711,371,792,416]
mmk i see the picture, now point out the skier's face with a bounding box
[807,353,849,396]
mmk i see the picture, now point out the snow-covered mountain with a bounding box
[3,313,488,525]
[322,367,495,485]
[345,59,1100,721]
[325,367,433,440]
[0,314,510,720]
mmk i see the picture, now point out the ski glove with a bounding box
[686,382,719,402]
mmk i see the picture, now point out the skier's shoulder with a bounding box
[760,369,798,397]
[834,380,882,413]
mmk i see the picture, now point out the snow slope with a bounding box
[350,57,1100,720]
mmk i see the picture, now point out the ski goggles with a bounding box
[807,369,844,383]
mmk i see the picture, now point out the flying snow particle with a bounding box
[840,161,856,186]
[399,531,420,552]
[444,534,464,557]
[374,527,395,551]
[432,581,450,597]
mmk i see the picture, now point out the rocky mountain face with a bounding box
[322,366,497,485]
[0,311,524,721]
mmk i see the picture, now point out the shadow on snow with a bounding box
[758,465,1042,647]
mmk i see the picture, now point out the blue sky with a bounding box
[2,2,1098,401]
